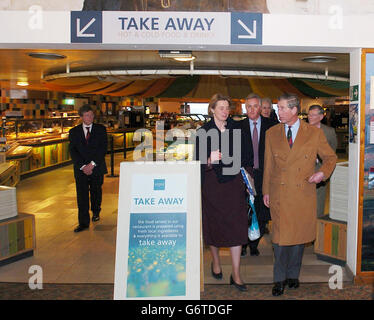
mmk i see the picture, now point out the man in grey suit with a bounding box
[308,105,337,218]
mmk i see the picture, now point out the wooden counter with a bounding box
[314,215,347,266]
[0,162,20,187]
[0,213,35,267]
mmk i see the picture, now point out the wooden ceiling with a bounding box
[0,49,349,94]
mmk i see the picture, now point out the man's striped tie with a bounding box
[287,126,293,148]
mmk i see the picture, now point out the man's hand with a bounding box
[308,171,325,184]
[82,163,94,175]
[263,194,270,208]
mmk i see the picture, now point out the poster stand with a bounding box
[114,161,201,299]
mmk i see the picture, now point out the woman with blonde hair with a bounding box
[195,93,252,291]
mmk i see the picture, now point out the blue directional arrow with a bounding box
[71,11,102,43]
[231,12,262,45]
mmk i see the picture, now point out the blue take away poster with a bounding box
[127,212,186,297]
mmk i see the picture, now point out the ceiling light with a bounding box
[28,52,67,60]
[159,50,194,60]
[302,55,337,63]
[16,81,29,86]
[173,56,196,62]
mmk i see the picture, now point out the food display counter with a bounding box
[107,128,139,151]
[2,116,80,141]
[1,117,150,178]
[2,117,80,177]
[0,113,202,179]
[146,113,209,130]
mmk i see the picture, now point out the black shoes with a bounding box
[250,248,260,256]
[74,225,88,233]
[286,278,300,289]
[74,214,100,232]
[272,279,300,296]
[272,281,286,296]
[241,246,260,256]
[230,275,248,292]
[211,263,223,280]
[241,246,247,257]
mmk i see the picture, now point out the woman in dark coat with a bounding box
[195,93,252,291]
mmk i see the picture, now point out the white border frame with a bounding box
[114,161,201,300]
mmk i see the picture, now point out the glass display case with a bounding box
[2,116,80,142]
[0,112,205,178]
[1,116,150,177]
[145,113,209,130]
[1,116,80,177]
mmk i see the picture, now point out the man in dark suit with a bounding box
[307,104,337,217]
[241,93,275,256]
[69,104,108,233]
[261,97,279,125]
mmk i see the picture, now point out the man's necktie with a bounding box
[86,127,91,143]
[252,121,259,169]
[287,125,293,148]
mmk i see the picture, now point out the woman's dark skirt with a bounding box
[202,170,248,247]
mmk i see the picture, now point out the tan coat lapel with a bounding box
[287,120,309,164]
[272,124,291,159]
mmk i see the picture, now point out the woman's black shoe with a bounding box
[230,275,247,292]
[211,263,223,279]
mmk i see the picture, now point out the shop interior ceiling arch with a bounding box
[43,75,349,99]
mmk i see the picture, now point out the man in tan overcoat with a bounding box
[263,93,337,296]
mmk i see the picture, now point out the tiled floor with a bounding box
[204,239,352,285]
[0,152,364,300]
[0,154,123,284]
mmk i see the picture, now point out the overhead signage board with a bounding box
[2,10,374,48]
[69,11,262,45]
[114,162,201,300]
[103,11,230,45]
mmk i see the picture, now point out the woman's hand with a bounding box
[209,149,222,164]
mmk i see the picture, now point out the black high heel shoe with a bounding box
[230,275,247,292]
[211,263,223,280]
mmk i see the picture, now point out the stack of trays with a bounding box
[0,186,18,221]
[329,162,348,222]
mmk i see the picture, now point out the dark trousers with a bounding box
[272,243,305,282]
[74,171,104,227]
